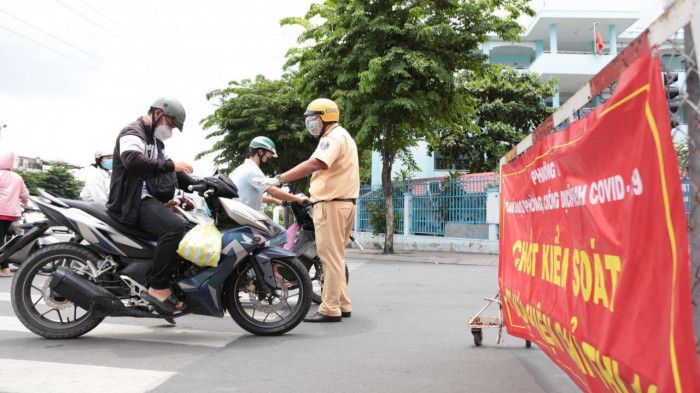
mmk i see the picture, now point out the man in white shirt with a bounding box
[230,136,307,211]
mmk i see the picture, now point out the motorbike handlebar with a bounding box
[188,183,209,193]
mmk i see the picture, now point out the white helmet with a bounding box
[94,150,111,159]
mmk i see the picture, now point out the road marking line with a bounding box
[0,358,175,393]
[346,262,365,271]
[0,316,239,348]
[0,292,50,303]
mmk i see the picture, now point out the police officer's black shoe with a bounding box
[304,312,341,323]
[341,311,351,318]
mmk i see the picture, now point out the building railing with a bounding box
[683,177,690,214]
[357,173,499,237]
[540,50,615,55]
[356,176,690,237]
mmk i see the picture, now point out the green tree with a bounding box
[41,165,84,199]
[16,166,83,199]
[14,169,42,195]
[283,0,531,253]
[199,74,311,188]
[428,65,556,172]
[200,73,374,191]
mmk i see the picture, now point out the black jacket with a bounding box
[106,118,193,226]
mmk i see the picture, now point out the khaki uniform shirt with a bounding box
[309,125,360,202]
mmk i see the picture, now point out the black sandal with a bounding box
[140,292,185,315]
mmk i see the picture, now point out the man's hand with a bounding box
[295,195,311,206]
[254,177,281,187]
[174,162,193,174]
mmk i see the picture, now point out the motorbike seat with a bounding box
[59,199,158,241]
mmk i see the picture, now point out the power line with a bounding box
[106,0,187,54]
[0,7,106,64]
[53,0,116,37]
[75,0,166,56]
[0,22,101,72]
[0,20,174,99]
[69,0,220,89]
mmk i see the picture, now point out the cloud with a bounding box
[0,0,312,177]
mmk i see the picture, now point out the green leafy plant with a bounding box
[16,166,83,199]
[675,142,688,175]
[366,201,401,236]
[428,65,556,172]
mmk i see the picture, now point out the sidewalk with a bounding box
[345,248,498,266]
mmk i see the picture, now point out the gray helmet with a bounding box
[150,97,186,131]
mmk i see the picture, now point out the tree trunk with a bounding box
[381,150,395,254]
[684,24,700,358]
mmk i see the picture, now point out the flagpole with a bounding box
[593,22,597,54]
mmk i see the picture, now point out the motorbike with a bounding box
[283,201,362,304]
[1,208,68,268]
[4,174,312,339]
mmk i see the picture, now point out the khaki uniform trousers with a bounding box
[313,201,355,317]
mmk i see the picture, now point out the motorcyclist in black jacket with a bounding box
[107,97,194,314]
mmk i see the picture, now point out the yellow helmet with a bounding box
[304,98,340,122]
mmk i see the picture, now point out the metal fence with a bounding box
[357,173,498,236]
[684,177,691,213]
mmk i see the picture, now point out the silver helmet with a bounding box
[150,97,186,131]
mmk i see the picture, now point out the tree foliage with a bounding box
[283,0,533,252]
[16,166,84,199]
[428,65,556,172]
[200,73,374,190]
[199,75,311,184]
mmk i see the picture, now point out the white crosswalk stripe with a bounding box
[0,359,176,393]
[0,292,48,303]
[0,316,241,348]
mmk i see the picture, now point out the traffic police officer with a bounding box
[258,98,360,322]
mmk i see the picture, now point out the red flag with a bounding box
[595,29,604,55]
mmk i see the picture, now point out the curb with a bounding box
[344,249,498,266]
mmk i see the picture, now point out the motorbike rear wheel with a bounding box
[11,243,105,339]
[224,257,311,336]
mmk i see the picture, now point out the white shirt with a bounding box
[80,166,111,205]
[229,159,270,212]
[118,134,168,200]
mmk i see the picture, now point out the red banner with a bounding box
[499,51,700,392]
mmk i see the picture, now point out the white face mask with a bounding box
[305,116,323,138]
[154,125,173,141]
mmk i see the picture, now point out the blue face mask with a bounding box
[101,159,113,170]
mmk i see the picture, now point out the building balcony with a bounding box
[527,51,615,93]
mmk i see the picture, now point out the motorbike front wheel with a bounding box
[224,257,311,336]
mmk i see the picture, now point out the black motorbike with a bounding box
[1,175,312,339]
[284,201,350,304]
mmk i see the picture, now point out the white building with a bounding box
[370,1,675,186]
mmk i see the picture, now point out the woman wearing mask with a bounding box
[80,150,113,205]
[0,152,30,277]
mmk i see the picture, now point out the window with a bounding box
[434,153,470,171]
